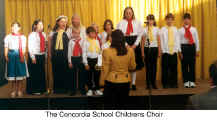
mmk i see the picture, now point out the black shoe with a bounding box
[132,85,136,90]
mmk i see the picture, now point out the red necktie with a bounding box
[73,39,82,56]
[12,33,23,58]
[126,19,133,35]
[96,34,102,48]
[184,25,194,45]
[39,32,45,52]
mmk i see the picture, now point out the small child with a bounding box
[179,13,200,88]
[83,26,103,96]
[67,27,86,96]
[160,13,181,88]
[4,21,29,97]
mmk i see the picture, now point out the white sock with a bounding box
[131,72,136,85]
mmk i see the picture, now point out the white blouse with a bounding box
[160,26,181,54]
[4,34,27,52]
[179,26,200,52]
[82,39,101,65]
[28,32,47,59]
[138,26,160,48]
[68,38,85,64]
[116,19,143,46]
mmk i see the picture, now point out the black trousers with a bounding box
[144,47,158,88]
[86,58,100,90]
[181,44,196,83]
[103,81,130,109]
[52,51,69,93]
[161,53,178,88]
[26,54,46,94]
[69,57,86,94]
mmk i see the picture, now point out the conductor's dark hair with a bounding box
[103,19,114,31]
[183,13,191,19]
[86,26,96,34]
[32,19,43,32]
[146,14,157,26]
[123,7,135,19]
[209,61,217,85]
[110,30,128,56]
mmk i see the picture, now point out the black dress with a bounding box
[51,32,70,93]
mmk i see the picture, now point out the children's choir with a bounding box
[4,8,200,97]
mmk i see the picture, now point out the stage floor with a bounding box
[0,78,210,99]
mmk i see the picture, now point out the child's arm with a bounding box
[68,41,72,68]
[82,41,89,70]
[28,33,36,62]
[141,35,145,58]
[194,28,200,56]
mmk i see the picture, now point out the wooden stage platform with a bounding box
[0,78,210,110]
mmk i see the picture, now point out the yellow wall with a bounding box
[5,0,217,81]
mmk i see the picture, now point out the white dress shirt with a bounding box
[160,26,181,54]
[68,38,85,64]
[138,26,160,48]
[82,39,101,65]
[179,26,200,51]
[4,34,27,52]
[116,19,143,46]
[28,32,47,59]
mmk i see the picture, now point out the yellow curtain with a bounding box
[5,0,217,82]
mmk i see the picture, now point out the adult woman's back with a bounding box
[101,29,136,109]
[101,47,136,83]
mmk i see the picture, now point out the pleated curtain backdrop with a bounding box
[4,0,217,83]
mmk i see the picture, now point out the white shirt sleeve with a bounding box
[68,40,72,64]
[22,35,27,53]
[135,29,144,46]
[4,35,9,48]
[82,41,88,65]
[28,33,35,59]
[96,40,102,66]
[175,28,181,52]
